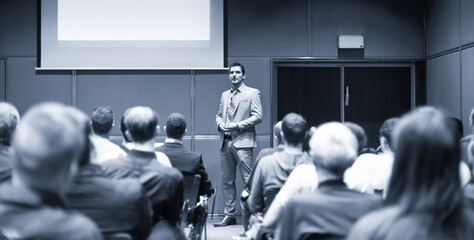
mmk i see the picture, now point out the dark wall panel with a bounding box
[195,59,271,135]
[195,136,270,215]
[0,59,5,101]
[76,71,192,136]
[426,0,460,56]
[227,0,309,57]
[461,0,474,45]
[462,48,474,135]
[311,0,424,58]
[0,0,36,57]
[6,58,72,114]
[426,52,461,118]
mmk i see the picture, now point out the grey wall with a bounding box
[0,0,424,214]
[426,0,474,136]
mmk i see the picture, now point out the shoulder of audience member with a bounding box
[347,206,399,239]
[50,209,104,240]
[112,178,146,201]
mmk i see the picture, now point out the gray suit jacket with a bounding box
[216,83,263,149]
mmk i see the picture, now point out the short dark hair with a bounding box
[166,113,187,139]
[282,113,307,145]
[344,122,367,154]
[445,117,463,140]
[125,106,158,143]
[379,118,399,147]
[91,105,114,135]
[229,62,245,75]
[0,102,20,146]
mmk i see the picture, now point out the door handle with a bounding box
[345,86,350,106]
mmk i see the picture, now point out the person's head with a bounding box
[0,102,20,146]
[309,122,358,177]
[344,122,367,154]
[165,113,187,140]
[65,107,93,166]
[91,105,114,136]
[273,121,283,145]
[445,117,463,140]
[11,102,85,194]
[124,106,158,143]
[379,117,399,151]
[228,62,246,88]
[386,107,463,224]
[281,113,307,146]
[120,108,131,143]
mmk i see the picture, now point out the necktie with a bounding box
[226,90,237,125]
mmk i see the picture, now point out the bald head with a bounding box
[12,102,85,193]
[0,102,20,146]
[125,106,158,143]
[309,122,358,176]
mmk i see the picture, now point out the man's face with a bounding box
[229,66,245,87]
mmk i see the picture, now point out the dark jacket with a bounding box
[100,149,183,225]
[0,184,103,240]
[156,142,213,196]
[65,163,152,240]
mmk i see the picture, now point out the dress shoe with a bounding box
[213,216,236,227]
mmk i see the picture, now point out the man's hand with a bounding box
[220,123,239,132]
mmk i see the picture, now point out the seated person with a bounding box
[89,105,127,163]
[275,122,382,240]
[260,123,368,236]
[64,107,152,239]
[0,102,102,239]
[100,106,184,227]
[156,113,213,239]
[348,107,474,239]
[0,102,20,184]
[248,113,310,216]
[119,110,172,167]
[344,118,399,195]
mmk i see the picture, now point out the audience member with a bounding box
[119,109,172,167]
[100,106,184,228]
[275,122,382,240]
[0,102,102,239]
[64,107,152,239]
[240,121,284,231]
[156,113,213,239]
[90,105,127,163]
[0,102,19,184]
[248,113,310,215]
[344,117,399,195]
[259,122,370,238]
[348,107,474,239]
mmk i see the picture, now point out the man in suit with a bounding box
[215,62,263,227]
[156,112,213,239]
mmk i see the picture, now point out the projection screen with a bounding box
[40,0,224,69]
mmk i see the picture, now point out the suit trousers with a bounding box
[220,138,254,217]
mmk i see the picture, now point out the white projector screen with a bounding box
[40,0,224,69]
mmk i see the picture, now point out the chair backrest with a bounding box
[263,187,280,212]
[183,174,201,207]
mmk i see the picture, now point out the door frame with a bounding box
[271,60,417,147]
